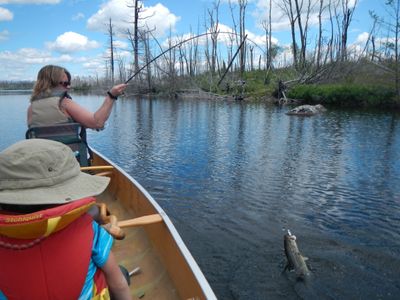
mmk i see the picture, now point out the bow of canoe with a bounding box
[91,148,216,300]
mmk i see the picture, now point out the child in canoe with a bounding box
[0,139,131,300]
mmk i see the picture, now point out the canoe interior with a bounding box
[92,152,209,300]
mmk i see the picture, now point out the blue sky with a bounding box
[0,0,386,81]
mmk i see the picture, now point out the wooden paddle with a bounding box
[117,214,163,228]
[96,202,163,239]
[102,214,163,240]
[80,165,114,171]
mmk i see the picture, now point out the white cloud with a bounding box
[87,0,180,38]
[0,29,9,40]
[246,30,278,46]
[0,7,13,21]
[102,40,131,61]
[72,12,85,21]
[253,1,292,32]
[0,47,102,80]
[46,31,100,53]
[82,59,103,72]
[0,48,56,80]
[143,3,180,35]
[0,0,60,4]
[354,32,369,45]
[0,48,53,64]
[347,31,373,58]
[112,39,129,51]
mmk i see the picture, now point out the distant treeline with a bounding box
[0,81,34,90]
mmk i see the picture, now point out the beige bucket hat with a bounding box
[0,139,110,205]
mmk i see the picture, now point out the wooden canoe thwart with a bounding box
[283,230,311,281]
[87,149,216,300]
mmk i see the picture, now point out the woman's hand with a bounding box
[109,84,128,98]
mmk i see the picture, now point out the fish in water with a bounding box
[284,230,311,281]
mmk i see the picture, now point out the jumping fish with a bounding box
[284,230,311,281]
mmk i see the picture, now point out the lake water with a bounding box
[1,94,400,299]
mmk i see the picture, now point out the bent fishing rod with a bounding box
[124,31,262,84]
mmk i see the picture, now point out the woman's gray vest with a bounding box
[29,96,71,127]
[27,95,90,166]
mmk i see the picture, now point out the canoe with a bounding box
[85,148,216,300]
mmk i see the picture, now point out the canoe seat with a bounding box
[25,123,91,167]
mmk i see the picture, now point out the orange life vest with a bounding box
[0,197,109,300]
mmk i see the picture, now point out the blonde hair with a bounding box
[30,65,69,101]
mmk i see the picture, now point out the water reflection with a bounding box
[1,95,399,299]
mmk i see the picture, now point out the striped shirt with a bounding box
[79,221,114,300]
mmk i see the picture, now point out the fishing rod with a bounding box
[124,31,264,84]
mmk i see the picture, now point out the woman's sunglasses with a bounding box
[59,81,71,88]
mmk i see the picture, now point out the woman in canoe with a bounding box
[0,139,132,300]
[27,64,127,129]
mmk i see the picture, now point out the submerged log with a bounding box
[286,104,327,116]
[284,230,311,281]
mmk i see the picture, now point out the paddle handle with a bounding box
[97,202,163,240]
[80,165,114,171]
[117,214,163,228]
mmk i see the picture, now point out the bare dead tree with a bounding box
[326,0,335,64]
[340,0,358,61]
[147,29,179,80]
[131,0,140,74]
[207,0,221,75]
[261,0,273,70]
[357,14,378,62]
[168,29,177,92]
[294,0,306,67]
[316,0,326,69]
[126,0,154,76]
[372,0,400,96]
[188,27,200,77]
[239,0,248,75]
[117,54,126,83]
[178,44,185,76]
[249,45,254,71]
[278,0,299,68]
[126,29,140,82]
[371,35,376,61]
[389,0,400,95]
[226,28,235,70]
[138,29,154,92]
[228,0,240,45]
[261,20,269,69]
[107,18,115,84]
[293,0,317,69]
[204,32,212,77]
[268,0,273,69]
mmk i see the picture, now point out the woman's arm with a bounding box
[101,251,132,300]
[62,83,127,129]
